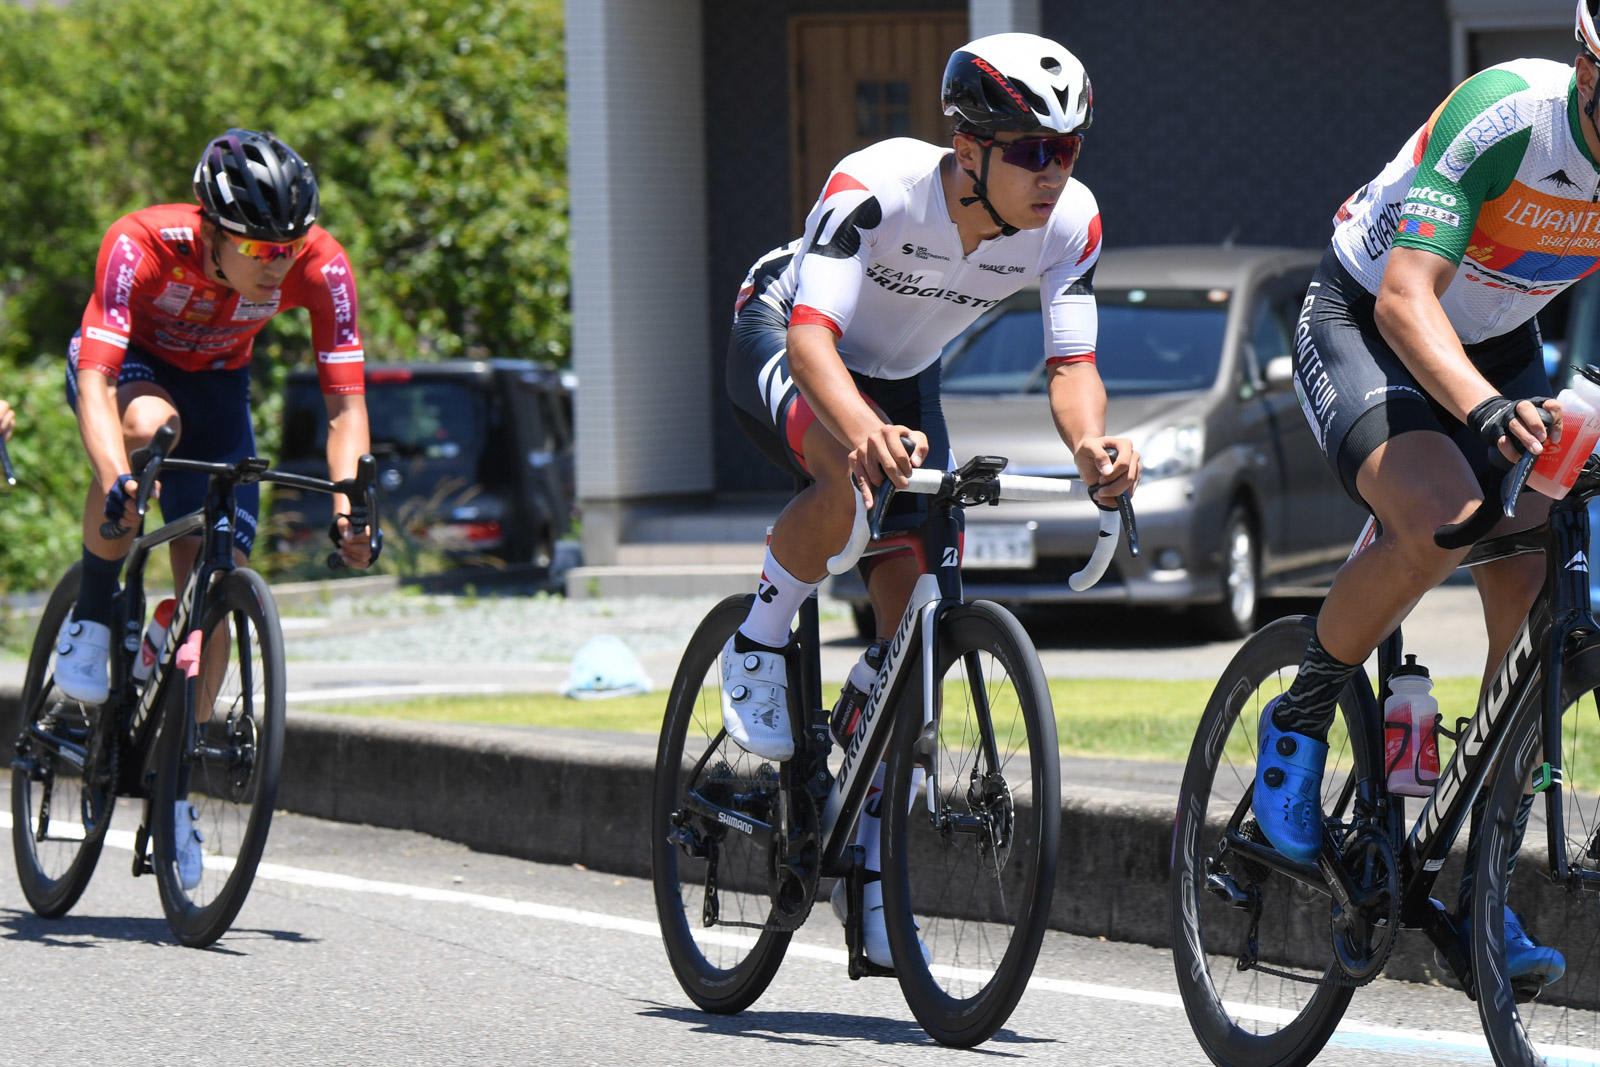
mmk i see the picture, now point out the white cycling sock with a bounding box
[738,549,819,648]
[852,763,927,873]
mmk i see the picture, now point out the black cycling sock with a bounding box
[1458,790,1536,915]
[72,548,123,628]
[1270,632,1360,742]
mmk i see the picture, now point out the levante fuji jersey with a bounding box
[75,203,365,394]
[1331,58,1600,344]
[736,138,1101,380]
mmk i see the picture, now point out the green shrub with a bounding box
[0,0,567,594]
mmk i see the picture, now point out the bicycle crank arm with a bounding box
[680,792,773,839]
[1219,831,1332,899]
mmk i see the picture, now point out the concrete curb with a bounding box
[0,685,1585,1004]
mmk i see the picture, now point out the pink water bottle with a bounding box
[1526,366,1600,500]
[1384,655,1439,798]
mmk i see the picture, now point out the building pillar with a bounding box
[566,0,710,565]
[968,0,1041,38]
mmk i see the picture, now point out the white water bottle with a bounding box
[1383,655,1439,798]
[132,598,176,683]
[1526,365,1600,500]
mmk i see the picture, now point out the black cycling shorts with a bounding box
[725,298,954,547]
[1292,247,1549,507]
[65,332,260,555]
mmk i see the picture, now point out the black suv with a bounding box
[271,360,575,566]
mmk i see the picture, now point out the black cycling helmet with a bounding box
[941,33,1093,137]
[192,128,319,242]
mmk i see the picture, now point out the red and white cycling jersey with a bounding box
[737,138,1101,380]
[75,203,365,395]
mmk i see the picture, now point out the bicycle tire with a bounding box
[651,593,792,1013]
[880,599,1060,1048]
[10,563,115,918]
[1471,643,1600,1066]
[1170,614,1379,1067]
[151,568,285,947]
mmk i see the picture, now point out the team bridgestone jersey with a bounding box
[736,137,1101,380]
[75,203,365,394]
[1331,58,1600,344]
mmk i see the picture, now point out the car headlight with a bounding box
[1141,421,1205,480]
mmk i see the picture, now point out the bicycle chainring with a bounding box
[1329,824,1400,985]
[766,787,820,932]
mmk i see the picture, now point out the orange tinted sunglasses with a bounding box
[222,230,307,264]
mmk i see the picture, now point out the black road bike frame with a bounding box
[1214,453,1600,988]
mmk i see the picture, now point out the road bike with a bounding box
[11,425,379,947]
[1172,432,1600,1066]
[652,451,1137,1047]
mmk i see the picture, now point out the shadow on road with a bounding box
[637,1002,1055,1054]
[0,908,316,953]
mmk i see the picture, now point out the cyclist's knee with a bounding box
[120,393,180,453]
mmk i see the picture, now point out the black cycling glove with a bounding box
[329,515,384,566]
[103,473,136,523]
[1467,394,1552,456]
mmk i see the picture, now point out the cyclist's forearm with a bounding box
[787,323,884,446]
[1375,253,1496,423]
[1045,361,1107,451]
[74,368,130,488]
[324,395,369,516]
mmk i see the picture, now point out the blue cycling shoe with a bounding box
[1499,908,1566,987]
[1253,697,1328,864]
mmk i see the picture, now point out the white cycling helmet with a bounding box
[941,33,1093,136]
[1580,0,1600,58]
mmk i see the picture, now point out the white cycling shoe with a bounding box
[174,801,205,891]
[830,877,931,969]
[54,617,112,706]
[719,635,793,761]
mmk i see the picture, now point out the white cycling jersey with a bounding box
[736,138,1101,380]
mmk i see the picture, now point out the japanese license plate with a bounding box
[963,523,1036,569]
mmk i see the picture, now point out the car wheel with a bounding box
[1198,505,1259,640]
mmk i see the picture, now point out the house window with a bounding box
[855,80,912,139]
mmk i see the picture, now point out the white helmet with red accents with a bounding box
[1579,0,1600,58]
[941,32,1092,136]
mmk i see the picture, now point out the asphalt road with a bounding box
[0,804,1525,1067]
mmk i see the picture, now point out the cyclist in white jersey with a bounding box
[722,33,1140,967]
[1250,0,1600,992]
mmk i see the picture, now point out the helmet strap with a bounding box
[205,222,230,282]
[958,142,1019,238]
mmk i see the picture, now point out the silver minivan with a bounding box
[833,245,1367,639]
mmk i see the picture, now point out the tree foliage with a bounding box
[0,0,566,593]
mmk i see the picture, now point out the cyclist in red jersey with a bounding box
[55,128,376,707]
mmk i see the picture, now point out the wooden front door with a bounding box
[789,13,968,231]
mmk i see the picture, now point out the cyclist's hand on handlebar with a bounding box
[848,425,927,508]
[1468,394,1561,464]
[100,474,140,535]
[330,515,376,569]
[1075,436,1140,506]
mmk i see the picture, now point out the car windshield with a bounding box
[283,378,490,464]
[941,288,1231,396]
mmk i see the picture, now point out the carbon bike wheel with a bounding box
[152,569,285,947]
[1471,646,1600,1067]
[10,563,115,918]
[651,594,792,1013]
[880,600,1060,1048]
[1170,615,1379,1067]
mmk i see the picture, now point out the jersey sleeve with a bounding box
[76,218,162,378]
[295,234,366,395]
[1396,67,1534,264]
[1038,190,1101,366]
[789,167,891,337]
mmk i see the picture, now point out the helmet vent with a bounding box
[1041,56,1062,75]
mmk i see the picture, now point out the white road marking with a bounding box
[9,812,1593,1063]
